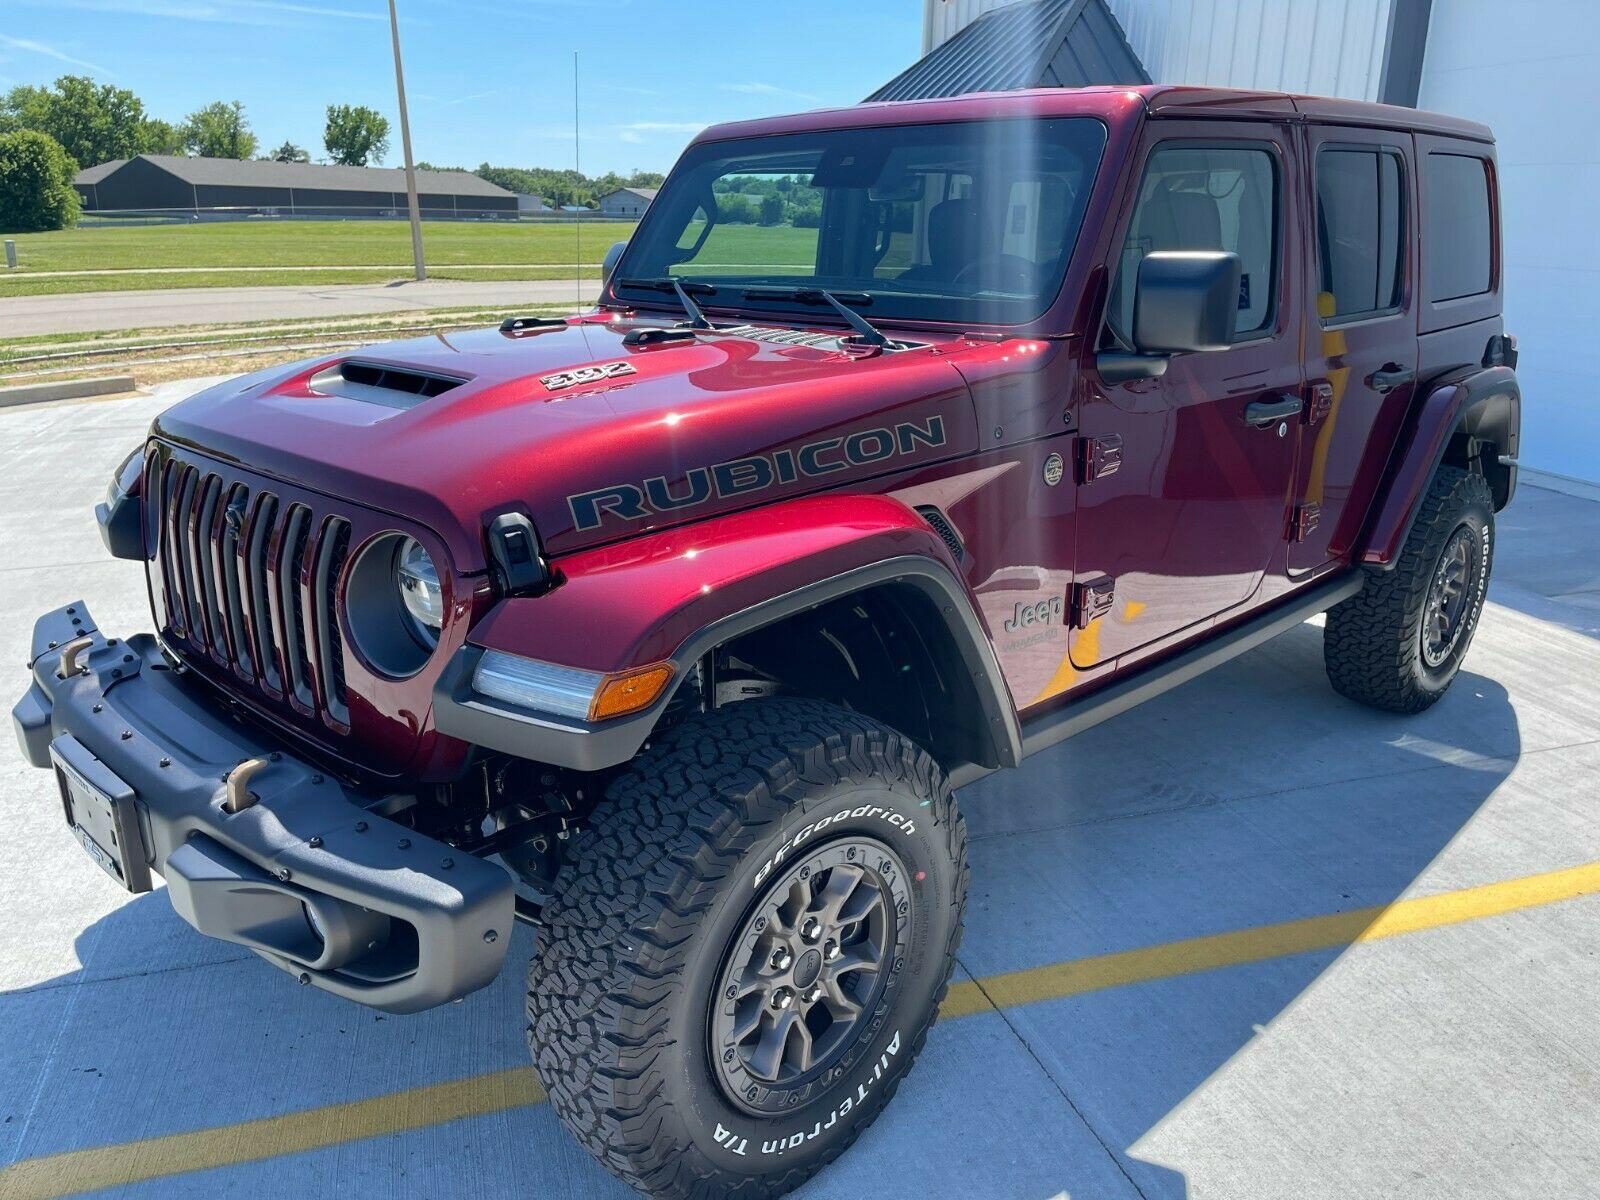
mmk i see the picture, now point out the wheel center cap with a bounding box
[793,948,823,989]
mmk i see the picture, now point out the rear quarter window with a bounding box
[1424,153,1493,302]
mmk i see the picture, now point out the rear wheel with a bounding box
[526,697,966,1199]
[1324,465,1494,712]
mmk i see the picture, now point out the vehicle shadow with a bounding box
[939,618,1524,1199]
[0,621,1521,1200]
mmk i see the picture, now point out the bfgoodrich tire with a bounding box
[1324,465,1494,713]
[527,697,967,1199]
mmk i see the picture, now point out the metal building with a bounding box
[596,187,658,218]
[71,155,518,220]
[870,0,1147,102]
[891,0,1600,487]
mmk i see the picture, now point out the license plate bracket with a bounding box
[51,737,152,893]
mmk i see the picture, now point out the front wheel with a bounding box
[1324,465,1494,712]
[527,697,967,1199]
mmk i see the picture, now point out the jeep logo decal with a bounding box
[567,416,947,532]
[542,360,636,391]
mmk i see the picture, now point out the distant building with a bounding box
[71,155,517,218]
[596,187,658,218]
[515,193,550,214]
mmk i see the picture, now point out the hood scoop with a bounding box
[308,360,469,410]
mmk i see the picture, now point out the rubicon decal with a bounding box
[567,416,948,531]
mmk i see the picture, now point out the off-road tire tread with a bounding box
[1324,465,1493,713]
[526,696,967,1199]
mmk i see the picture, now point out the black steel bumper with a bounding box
[11,602,514,1014]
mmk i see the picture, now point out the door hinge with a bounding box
[1070,576,1116,629]
[1291,503,1321,542]
[1305,381,1334,425]
[1076,434,1124,483]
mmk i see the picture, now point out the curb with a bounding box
[0,376,139,410]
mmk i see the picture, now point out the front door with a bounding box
[1070,126,1305,672]
[1289,125,1420,573]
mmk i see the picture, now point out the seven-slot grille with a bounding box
[151,448,352,729]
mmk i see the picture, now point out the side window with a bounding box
[1425,153,1493,301]
[1108,144,1279,344]
[1315,147,1406,322]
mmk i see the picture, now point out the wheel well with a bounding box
[709,581,999,773]
[1440,368,1520,511]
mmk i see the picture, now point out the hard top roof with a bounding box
[692,84,1493,147]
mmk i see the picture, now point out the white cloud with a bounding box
[720,82,820,103]
[0,33,111,76]
[616,121,706,143]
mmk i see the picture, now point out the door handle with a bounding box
[1243,395,1303,428]
[1367,364,1415,394]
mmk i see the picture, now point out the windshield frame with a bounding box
[604,115,1111,334]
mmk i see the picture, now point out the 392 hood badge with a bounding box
[541,360,637,392]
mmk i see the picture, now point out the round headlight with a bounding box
[346,532,447,679]
[396,537,442,647]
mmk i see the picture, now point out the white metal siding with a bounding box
[1106,0,1392,99]
[1418,0,1600,484]
[924,0,1394,99]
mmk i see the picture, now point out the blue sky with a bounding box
[0,0,923,173]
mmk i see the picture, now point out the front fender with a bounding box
[1359,365,1520,569]
[433,495,1020,773]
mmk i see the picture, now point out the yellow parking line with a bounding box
[5,859,1600,1200]
[0,1069,544,1200]
[939,859,1600,1019]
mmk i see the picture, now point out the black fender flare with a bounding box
[1360,365,1520,569]
[434,555,1022,775]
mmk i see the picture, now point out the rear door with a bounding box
[1289,126,1419,573]
[1070,124,1304,672]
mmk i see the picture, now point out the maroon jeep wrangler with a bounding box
[14,86,1519,1197]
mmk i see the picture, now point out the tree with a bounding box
[0,130,80,232]
[271,140,311,163]
[0,77,151,168]
[323,105,389,167]
[759,194,784,226]
[138,118,184,155]
[182,100,257,159]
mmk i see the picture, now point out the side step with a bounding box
[947,572,1364,788]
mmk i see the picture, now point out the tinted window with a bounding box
[615,118,1106,326]
[1425,153,1493,301]
[1316,148,1406,321]
[1109,145,1279,342]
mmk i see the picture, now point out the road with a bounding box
[2,381,1599,1199]
[0,278,600,337]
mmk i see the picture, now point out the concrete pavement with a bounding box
[1,380,1597,1200]
[0,278,599,337]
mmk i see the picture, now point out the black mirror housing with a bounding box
[1133,250,1242,354]
[602,241,627,286]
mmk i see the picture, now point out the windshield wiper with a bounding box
[616,276,715,330]
[741,287,891,349]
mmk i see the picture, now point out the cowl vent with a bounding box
[308,360,468,409]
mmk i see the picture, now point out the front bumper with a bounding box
[12,602,514,1014]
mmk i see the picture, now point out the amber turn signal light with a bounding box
[588,662,675,722]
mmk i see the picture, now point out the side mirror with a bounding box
[602,241,627,286]
[1132,250,1241,354]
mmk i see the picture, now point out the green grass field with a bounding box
[0,219,834,298]
[0,220,636,297]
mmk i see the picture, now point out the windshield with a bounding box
[613,117,1107,326]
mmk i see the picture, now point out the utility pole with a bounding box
[388,0,426,281]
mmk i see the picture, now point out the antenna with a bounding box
[573,49,582,308]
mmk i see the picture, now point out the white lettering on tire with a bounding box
[729,1030,903,1159]
[753,808,916,889]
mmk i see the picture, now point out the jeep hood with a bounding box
[153,316,980,572]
